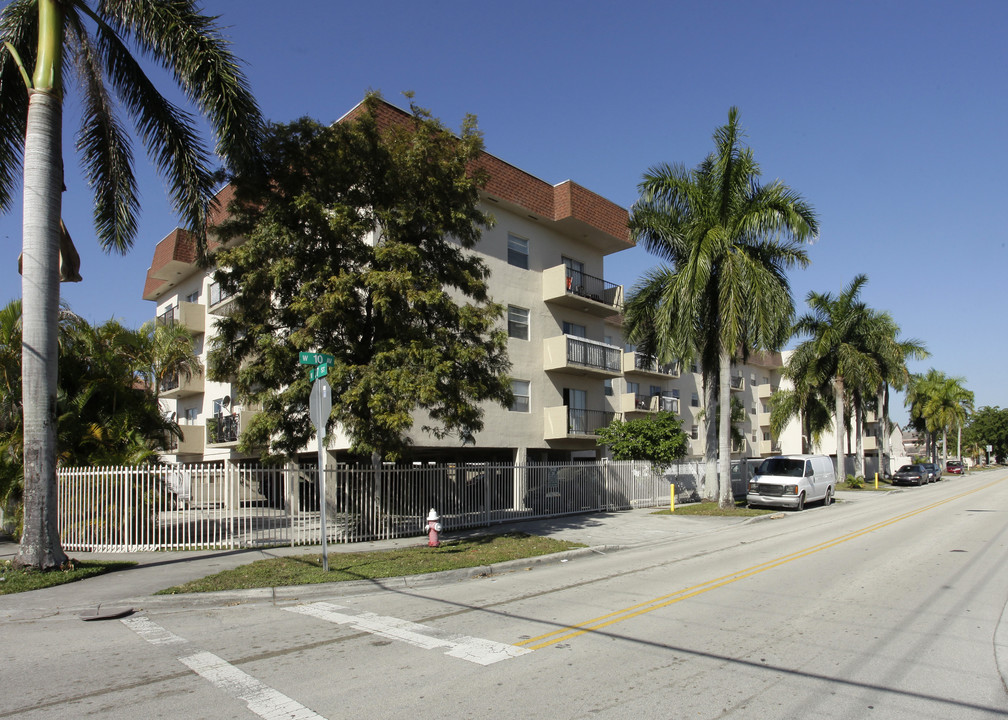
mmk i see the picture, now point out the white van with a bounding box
[746,455,836,510]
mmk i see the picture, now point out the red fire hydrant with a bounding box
[426,508,442,547]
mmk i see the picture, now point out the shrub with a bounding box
[846,474,865,489]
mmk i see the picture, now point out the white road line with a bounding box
[180,651,326,720]
[121,615,187,646]
[285,601,532,666]
[123,616,328,720]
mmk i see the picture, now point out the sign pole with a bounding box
[308,375,332,572]
[318,425,328,572]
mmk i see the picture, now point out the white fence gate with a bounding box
[57,460,703,552]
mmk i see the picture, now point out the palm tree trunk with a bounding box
[17,86,68,569]
[957,422,961,460]
[942,430,947,464]
[703,369,717,501]
[834,377,845,480]
[877,385,886,478]
[854,402,864,478]
[718,351,733,509]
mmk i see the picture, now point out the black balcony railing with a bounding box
[566,336,621,373]
[730,375,745,390]
[633,354,681,376]
[162,373,180,392]
[156,306,176,327]
[565,268,621,308]
[567,408,615,436]
[207,414,239,444]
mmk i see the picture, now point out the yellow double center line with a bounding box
[518,480,999,651]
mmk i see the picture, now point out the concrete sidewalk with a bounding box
[0,507,759,619]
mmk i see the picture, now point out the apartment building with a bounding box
[142,97,800,468]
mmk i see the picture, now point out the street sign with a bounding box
[309,363,330,382]
[299,351,334,366]
[309,377,332,432]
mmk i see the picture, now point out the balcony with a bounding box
[156,301,205,334]
[757,383,778,400]
[759,439,782,456]
[206,408,259,447]
[207,281,236,315]
[619,393,680,415]
[622,352,681,378]
[167,425,205,455]
[757,410,771,427]
[730,375,745,392]
[544,406,616,440]
[544,335,622,377]
[863,436,878,452]
[542,265,623,317]
[161,370,204,399]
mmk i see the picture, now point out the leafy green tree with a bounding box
[0,1,263,569]
[964,406,1008,463]
[209,98,513,461]
[596,411,688,472]
[626,107,818,508]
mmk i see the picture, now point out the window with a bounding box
[510,380,530,412]
[671,389,680,398]
[691,392,699,408]
[650,385,661,397]
[562,321,586,338]
[627,381,639,395]
[751,405,757,415]
[691,424,699,440]
[752,432,757,442]
[508,306,529,340]
[183,407,197,424]
[507,234,529,269]
[763,430,771,441]
[604,379,613,397]
[185,290,200,303]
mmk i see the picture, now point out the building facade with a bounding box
[143,98,804,468]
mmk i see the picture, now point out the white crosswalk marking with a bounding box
[285,601,532,666]
[123,616,328,720]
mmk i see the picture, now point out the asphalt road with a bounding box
[4,470,1008,719]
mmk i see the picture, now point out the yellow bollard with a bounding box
[670,483,675,512]
[875,472,878,489]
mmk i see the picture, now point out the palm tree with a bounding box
[866,315,927,476]
[627,107,818,508]
[920,373,973,464]
[771,349,834,455]
[137,319,203,400]
[790,275,883,479]
[0,1,263,569]
[906,369,946,462]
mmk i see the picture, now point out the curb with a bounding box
[114,544,628,612]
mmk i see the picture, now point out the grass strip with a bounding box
[157,532,585,594]
[652,501,775,517]
[0,559,136,595]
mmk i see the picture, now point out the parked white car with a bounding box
[746,455,836,510]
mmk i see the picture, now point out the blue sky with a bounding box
[3,1,1005,424]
